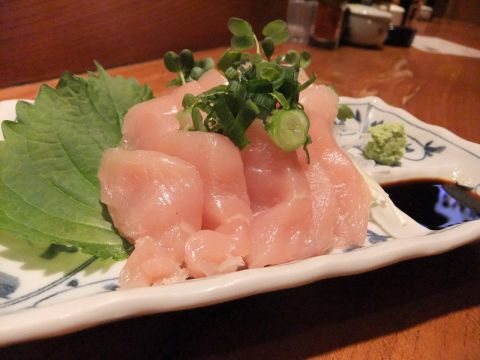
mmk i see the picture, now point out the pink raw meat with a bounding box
[120,71,251,277]
[98,149,204,286]
[134,131,252,277]
[101,70,371,288]
[300,84,371,248]
[185,230,245,278]
[119,235,189,288]
[122,69,227,148]
[197,69,228,88]
[242,120,316,267]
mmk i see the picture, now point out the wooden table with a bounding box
[1,18,479,359]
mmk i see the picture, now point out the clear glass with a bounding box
[287,0,319,43]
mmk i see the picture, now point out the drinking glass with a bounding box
[310,0,346,49]
[287,0,319,43]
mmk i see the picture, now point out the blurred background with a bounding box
[1,0,479,88]
[1,0,286,88]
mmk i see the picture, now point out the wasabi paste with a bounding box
[363,123,407,165]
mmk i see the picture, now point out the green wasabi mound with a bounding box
[363,123,407,165]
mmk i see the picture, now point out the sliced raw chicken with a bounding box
[102,69,371,287]
[185,230,245,278]
[153,132,251,226]
[122,88,252,275]
[242,120,317,267]
[99,149,203,242]
[197,69,228,88]
[122,70,226,148]
[298,160,337,253]
[122,80,204,149]
[300,83,339,124]
[98,149,204,286]
[119,235,189,288]
[300,84,371,248]
[137,131,252,276]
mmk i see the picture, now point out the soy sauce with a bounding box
[382,179,480,230]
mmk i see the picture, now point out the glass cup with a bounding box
[310,0,347,49]
[287,0,319,44]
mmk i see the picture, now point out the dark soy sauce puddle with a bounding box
[381,178,480,230]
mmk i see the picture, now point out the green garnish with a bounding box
[337,104,355,121]
[326,86,354,121]
[227,17,289,54]
[267,109,310,152]
[0,62,152,259]
[164,50,214,86]
[172,17,316,160]
[363,123,408,165]
[278,49,311,69]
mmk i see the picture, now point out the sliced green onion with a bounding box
[217,50,242,72]
[191,107,206,131]
[246,79,273,93]
[256,62,284,89]
[267,109,310,152]
[278,78,299,105]
[228,80,247,100]
[214,96,250,149]
[298,73,317,92]
[270,90,289,109]
[237,99,260,129]
[250,93,276,119]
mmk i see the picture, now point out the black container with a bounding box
[385,25,416,47]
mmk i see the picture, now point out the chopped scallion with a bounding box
[267,109,310,152]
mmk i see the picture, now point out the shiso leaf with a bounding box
[0,63,152,259]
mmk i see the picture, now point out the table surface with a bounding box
[1,18,479,360]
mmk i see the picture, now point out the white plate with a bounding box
[0,97,479,347]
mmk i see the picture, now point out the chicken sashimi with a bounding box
[122,69,227,148]
[127,130,252,277]
[98,149,204,286]
[119,70,251,277]
[242,120,316,267]
[300,85,371,248]
[122,80,204,149]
